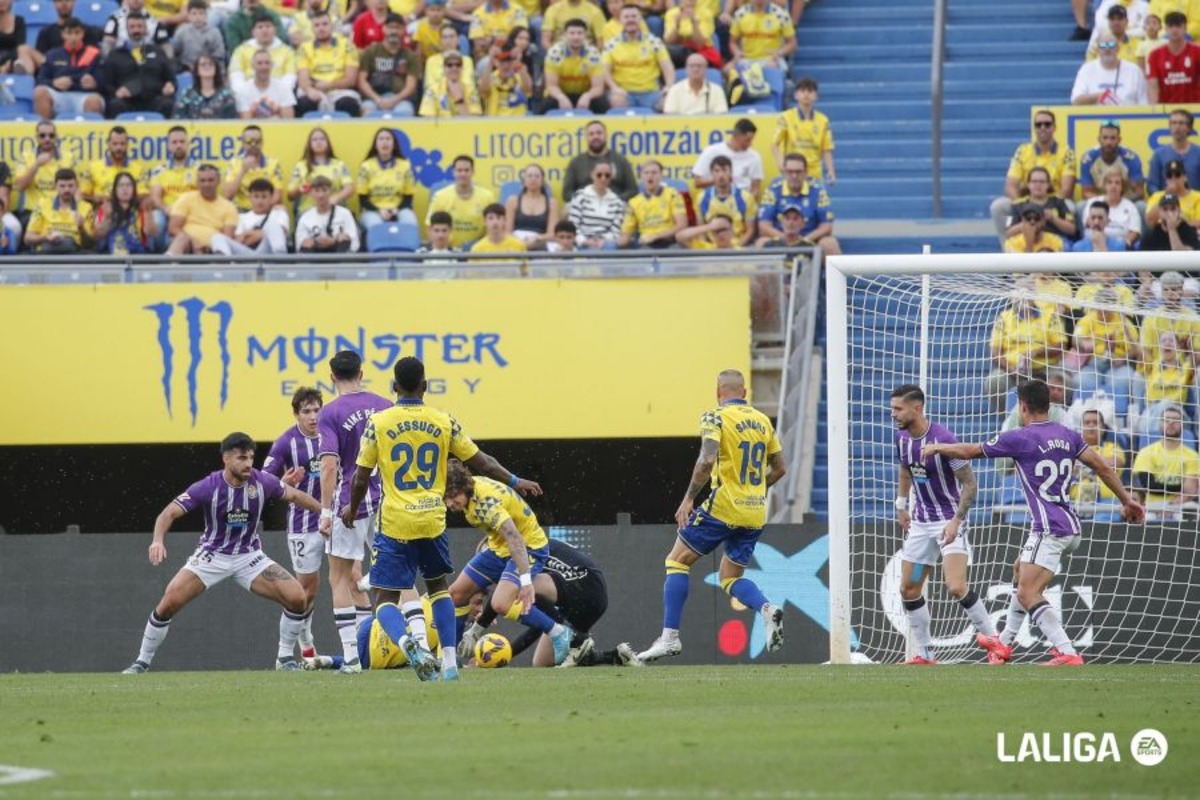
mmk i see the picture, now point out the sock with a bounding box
[334,606,358,661]
[902,597,934,659]
[663,559,691,632]
[518,605,558,634]
[377,603,409,650]
[355,605,373,627]
[298,612,315,653]
[429,592,457,666]
[454,605,471,645]
[1028,600,1076,655]
[958,589,997,637]
[402,600,428,649]
[136,610,171,665]
[999,583,1026,646]
[278,609,307,660]
[720,576,770,614]
[476,599,499,629]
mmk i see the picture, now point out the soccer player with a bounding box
[317,350,393,674]
[922,380,1145,666]
[122,432,322,674]
[341,356,542,681]
[638,369,787,663]
[443,460,573,665]
[890,384,995,665]
[262,387,324,661]
[302,601,439,672]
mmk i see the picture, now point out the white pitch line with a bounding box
[0,765,55,786]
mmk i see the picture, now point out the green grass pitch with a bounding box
[0,666,1196,799]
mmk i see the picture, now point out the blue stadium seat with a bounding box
[706,68,724,88]
[606,106,654,116]
[364,109,412,120]
[543,108,581,117]
[59,112,106,121]
[499,180,521,203]
[116,111,165,121]
[761,66,784,110]
[23,1,59,25]
[303,110,352,120]
[75,0,118,28]
[3,75,35,104]
[0,105,35,120]
[175,71,194,96]
[663,178,689,196]
[25,24,45,48]
[366,221,421,253]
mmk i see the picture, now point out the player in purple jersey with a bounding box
[890,385,996,665]
[263,387,324,661]
[122,432,324,674]
[923,380,1144,666]
[317,350,394,672]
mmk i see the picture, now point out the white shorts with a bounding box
[287,532,325,575]
[326,516,371,560]
[901,519,971,566]
[183,547,275,590]
[1019,531,1080,575]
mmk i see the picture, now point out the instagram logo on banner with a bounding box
[492,164,517,186]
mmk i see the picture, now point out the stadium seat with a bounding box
[761,66,785,110]
[23,1,59,26]
[116,111,165,121]
[543,108,580,117]
[75,0,118,28]
[606,106,654,116]
[499,180,522,203]
[3,75,35,105]
[303,110,352,120]
[706,68,724,88]
[366,222,421,253]
[60,112,106,121]
[364,109,412,119]
[175,71,194,96]
[25,24,45,48]
[662,178,689,196]
[0,105,35,120]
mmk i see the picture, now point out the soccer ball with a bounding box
[474,633,512,668]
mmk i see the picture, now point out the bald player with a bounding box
[639,369,787,663]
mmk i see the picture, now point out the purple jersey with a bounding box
[174,469,285,555]
[263,425,322,534]
[317,390,392,519]
[981,421,1089,537]
[896,422,967,523]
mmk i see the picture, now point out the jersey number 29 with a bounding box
[391,442,440,490]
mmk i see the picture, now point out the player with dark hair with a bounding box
[317,350,393,673]
[639,369,787,663]
[923,380,1144,666]
[262,386,324,660]
[443,459,574,666]
[122,432,322,674]
[890,384,995,665]
[342,356,543,681]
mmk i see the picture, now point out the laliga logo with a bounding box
[996,728,1167,765]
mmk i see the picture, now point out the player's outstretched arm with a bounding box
[340,465,374,529]
[942,465,978,546]
[148,502,187,566]
[283,483,322,514]
[464,451,543,497]
[921,441,984,462]
[499,520,535,614]
[895,464,913,532]
[1079,447,1145,523]
[676,438,718,528]
[764,451,787,488]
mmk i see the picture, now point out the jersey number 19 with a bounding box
[738,441,766,486]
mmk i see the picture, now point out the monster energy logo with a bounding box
[144,298,233,425]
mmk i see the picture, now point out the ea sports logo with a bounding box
[1130,729,1168,766]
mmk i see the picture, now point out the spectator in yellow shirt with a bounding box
[602,5,675,110]
[1002,204,1066,254]
[80,126,146,206]
[540,19,607,113]
[227,11,297,95]
[468,0,527,59]
[426,154,496,247]
[1070,408,1126,517]
[481,44,531,115]
[222,124,285,211]
[1074,289,1145,417]
[619,160,687,248]
[295,10,362,116]
[985,279,1068,414]
[663,0,718,69]
[1133,406,1200,521]
[419,50,482,116]
[166,164,239,255]
[990,109,1076,243]
[729,0,795,69]
[541,0,605,48]
[1140,331,1197,437]
[470,202,528,256]
[772,77,835,185]
[24,168,94,255]
[412,0,450,60]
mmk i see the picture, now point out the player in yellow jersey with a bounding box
[342,356,542,681]
[303,599,439,671]
[638,369,787,663]
[442,459,575,666]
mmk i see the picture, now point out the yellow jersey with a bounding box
[27,197,95,246]
[412,20,445,60]
[229,40,297,83]
[1071,440,1124,504]
[544,41,602,95]
[543,0,606,45]
[80,157,147,200]
[170,191,240,249]
[149,159,199,210]
[1146,361,1194,404]
[730,5,794,60]
[600,16,650,46]
[365,600,439,668]
[388,0,421,18]
[469,1,529,41]
[145,0,184,19]
[1006,141,1075,193]
[423,53,478,89]
[18,149,76,210]
[602,32,669,92]
[470,234,527,255]
[1074,312,1139,361]
[623,186,685,239]
[664,5,716,42]
[419,78,484,117]
[989,306,1067,370]
[696,186,757,240]
[1141,307,1200,367]
[464,476,549,558]
[1002,232,1065,253]
[357,399,481,540]
[699,399,782,529]
[1074,280,1136,310]
[223,154,284,211]
[1132,440,1200,506]
[356,157,416,211]
[485,71,530,115]
[297,35,358,82]
[1147,189,1200,224]
[426,184,497,247]
[773,107,834,177]
[289,159,353,214]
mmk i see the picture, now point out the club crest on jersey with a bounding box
[986,435,999,446]
[247,484,258,500]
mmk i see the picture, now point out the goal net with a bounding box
[826,252,1200,665]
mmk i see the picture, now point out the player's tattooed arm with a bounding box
[684,438,720,500]
[499,520,536,614]
[952,465,977,520]
[764,450,788,488]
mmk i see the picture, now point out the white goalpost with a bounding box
[827,251,1200,665]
